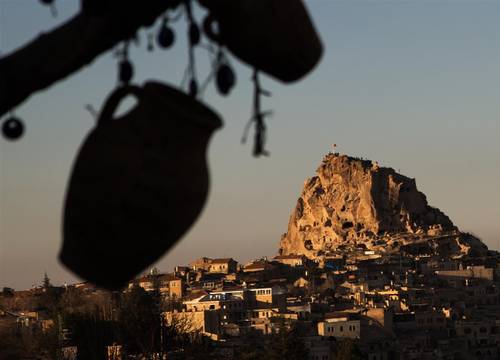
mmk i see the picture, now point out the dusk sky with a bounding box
[1,1,499,290]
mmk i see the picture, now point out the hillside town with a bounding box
[2,246,500,360]
[2,154,499,359]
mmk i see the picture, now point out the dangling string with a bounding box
[50,3,58,17]
[184,0,200,97]
[198,45,220,96]
[85,104,98,120]
[241,69,272,157]
[147,33,154,52]
[117,41,134,85]
[39,0,58,17]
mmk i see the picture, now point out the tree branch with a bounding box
[0,1,179,117]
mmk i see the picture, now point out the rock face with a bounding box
[279,153,488,258]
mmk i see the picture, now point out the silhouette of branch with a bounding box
[0,0,180,117]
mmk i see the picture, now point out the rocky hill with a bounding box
[279,153,487,259]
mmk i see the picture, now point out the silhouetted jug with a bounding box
[60,82,222,290]
[201,0,323,83]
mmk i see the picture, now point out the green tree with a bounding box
[38,272,62,318]
[43,272,52,288]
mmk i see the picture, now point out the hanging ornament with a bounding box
[2,116,25,140]
[157,21,175,49]
[241,70,272,157]
[216,63,236,96]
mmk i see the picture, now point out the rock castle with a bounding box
[279,152,487,259]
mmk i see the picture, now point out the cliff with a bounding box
[279,153,487,259]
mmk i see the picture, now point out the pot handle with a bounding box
[98,85,143,126]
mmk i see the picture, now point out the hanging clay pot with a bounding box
[60,82,222,290]
[200,0,323,83]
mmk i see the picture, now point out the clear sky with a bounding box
[1,1,499,290]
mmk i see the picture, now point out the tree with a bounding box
[0,0,183,116]
[1,287,14,297]
[43,272,52,289]
[150,268,163,308]
[64,310,115,360]
[1,0,322,288]
[267,319,309,360]
[1,0,322,126]
[38,272,63,317]
[117,284,162,358]
[335,339,363,360]
[233,332,267,360]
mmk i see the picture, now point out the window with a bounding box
[340,326,344,332]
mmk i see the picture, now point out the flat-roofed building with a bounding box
[318,313,361,339]
[208,258,238,274]
[273,254,306,267]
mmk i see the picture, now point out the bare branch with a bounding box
[0,1,179,117]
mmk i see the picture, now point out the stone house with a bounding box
[183,292,246,324]
[243,260,275,273]
[273,254,307,267]
[208,258,238,274]
[317,312,361,339]
[130,273,183,298]
[189,257,213,271]
[164,309,221,339]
